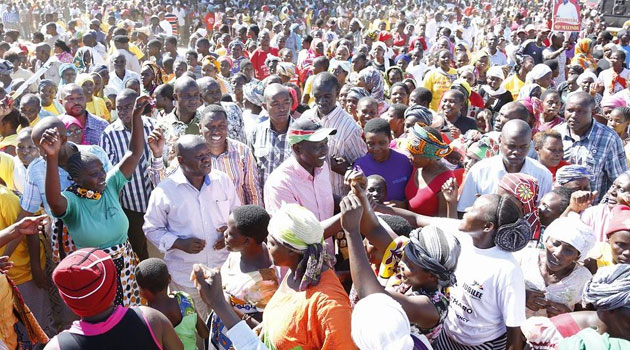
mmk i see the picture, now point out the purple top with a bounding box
[354,149,413,201]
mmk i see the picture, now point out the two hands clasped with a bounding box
[173,226,227,254]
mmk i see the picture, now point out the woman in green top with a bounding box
[41,90,151,308]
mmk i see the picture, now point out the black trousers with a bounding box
[123,208,149,261]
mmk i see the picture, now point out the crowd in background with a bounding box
[0,0,629,349]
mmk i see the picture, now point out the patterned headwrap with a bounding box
[582,264,630,310]
[359,67,385,101]
[366,30,378,41]
[346,87,370,101]
[73,47,93,72]
[385,66,404,86]
[243,81,265,107]
[218,55,234,69]
[141,61,165,94]
[555,165,592,186]
[276,62,297,79]
[407,124,452,159]
[520,96,544,121]
[467,134,500,160]
[202,55,220,72]
[267,204,334,291]
[498,173,541,240]
[404,226,460,288]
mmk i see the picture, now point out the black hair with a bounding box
[32,32,45,42]
[165,35,178,46]
[533,129,562,149]
[66,151,101,181]
[186,49,198,57]
[389,103,408,119]
[125,78,140,87]
[313,56,330,70]
[544,59,559,71]
[549,187,574,214]
[411,87,432,105]
[380,214,413,237]
[240,59,253,70]
[314,71,339,92]
[541,88,560,101]
[390,82,410,95]
[196,38,210,47]
[614,50,627,61]
[353,53,367,62]
[1,109,28,130]
[248,24,260,37]
[303,34,313,43]
[54,39,71,53]
[135,258,170,293]
[444,89,466,103]
[364,117,391,135]
[3,51,19,64]
[232,205,270,244]
[147,39,162,49]
[155,84,174,99]
[613,106,630,122]
[483,194,522,230]
[201,104,227,121]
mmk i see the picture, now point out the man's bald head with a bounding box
[196,76,218,91]
[116,88,138,104]
[566,91,594,110]
[501,119,532,140]
[176,134,207,157]
[173,76,199,94]
[31,116,66,146]
[264,83,290,101]
[60,83,84,100]
[494,101,533,131]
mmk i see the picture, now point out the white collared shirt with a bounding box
[143,168,240,287]
[106,69,141,93]
[457,155,553,212]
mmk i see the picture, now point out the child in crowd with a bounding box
[366,174,387,204]
[136,258,209,350]
[0,110,28,156]
[210,205,280,350]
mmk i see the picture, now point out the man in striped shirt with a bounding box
[164,7,179,36]
[100,89,161,260]
[301,72,367,197]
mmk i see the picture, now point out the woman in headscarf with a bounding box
[470,49,490,86]
[329,59,351,87]
[385,66,405,99]
[463,133,500,174]
[276,62,298,85]
[554,165,592,191]
[405,124,455,217]
[504,54,536,100]
[242,81,266,136]
[359,66,386,102]
[345,87,370,121]
[479,66,514,116]
[497,173,542,241]
[371,41,395,73]
[202,55,230,94]
[54,39,74,63]
[518,214,594,319]
[526,64,553,89]
[73,47,93,73]
[576,71,604,119]
[218,55,234,80]
[261,204,357,350]
[601,95,627,120]
[340,190,460,346]
[369,186,531,350]
[58,63,78,86]
[140,61,164,96]
[77,73,111,122]
[571,38,597,71]
[587,204,630,269]
[521,264,630,350]
[518,83,543,100]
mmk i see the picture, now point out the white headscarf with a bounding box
[351,293,415,350]
[526,64,552,84]
[544,213,596,261]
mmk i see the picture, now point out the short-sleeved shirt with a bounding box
[354,150,413,201]
[56,168,130,249]
[422,68,458,112]
[522,41,546,64]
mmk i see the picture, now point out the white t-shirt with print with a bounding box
[436,218,527,346]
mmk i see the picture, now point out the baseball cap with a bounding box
[288,118,337,145]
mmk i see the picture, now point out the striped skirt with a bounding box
[435,331,507,350]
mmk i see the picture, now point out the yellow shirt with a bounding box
[303,75,316,107]
[0,186,45,285]
[86,97,112,122]
[42,103,62,116]
[0,152,14,190]
[0,134,17,151]
[422,68,458,112]
[592,242,614,268]
[503,74,526,101]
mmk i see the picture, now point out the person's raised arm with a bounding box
[0,215,47,248]
[119,95,151,179]
[41,129,68,217]
[441,178,458,219]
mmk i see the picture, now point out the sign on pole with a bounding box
[552,0,582,32]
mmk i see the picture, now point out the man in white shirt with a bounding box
[458,119,553,214]
[144,135,240,320]
[556,0,579,22]
[106,52,141,92]
[487,33,508,66]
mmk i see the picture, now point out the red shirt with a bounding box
[405,169,455,216]
[393,33,407,48]
[250,47,279,80]
[548,160,571,180]
[409,37,427,51]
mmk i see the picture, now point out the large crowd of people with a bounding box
[0,0,629,349]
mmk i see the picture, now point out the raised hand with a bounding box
[191,264,224,309]
[40,128,63,157]
[133,95,152,119]
[148,128,165,158]
[340,194,364,235]
[13,215,47,236]
[344,169,367,195]
[568,190,597,213]
[441,177,459,204]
